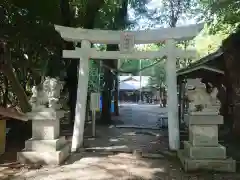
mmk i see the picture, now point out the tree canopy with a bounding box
[1,0,240,115]
[199,0,240,33]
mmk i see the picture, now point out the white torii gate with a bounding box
[55,24,203,152]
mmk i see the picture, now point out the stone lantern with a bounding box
[18,77,70,165]
[178,78,236,172]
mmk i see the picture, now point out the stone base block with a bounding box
[178,150,236,172]
[189,125,219,146]
[185,114,223,125]
[184,141,226,159]
[25,136,66,152]
[32,120,60,140]
[27,109,65,120]
[17,143,70,165]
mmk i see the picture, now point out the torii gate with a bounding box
[55,24,203,152]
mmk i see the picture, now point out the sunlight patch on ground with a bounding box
[109,138,122,142]
[85,145,129,151]
[12,153,166,180]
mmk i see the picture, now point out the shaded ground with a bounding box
[1,104,240,179]
[10,152,240,180]
[82,104,168,154]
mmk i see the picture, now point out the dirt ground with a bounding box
[1,105,240,180]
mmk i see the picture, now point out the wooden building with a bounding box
[119,76,151,102]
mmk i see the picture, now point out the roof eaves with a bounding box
[177,65,224,76]
[177,48,223,74]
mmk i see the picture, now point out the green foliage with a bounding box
[194,27,228,57]
[1,0,63,80]
[120,59,139,74]
[88,60,101,92]
[148,61,166,88]
[119,44,163,75]
[2,0,217,109]
[95,0,130,30]
[199,0,240,33]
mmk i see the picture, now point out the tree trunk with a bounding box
[112,0,128,116]
[225,77,234,134]
[222,31,240,138]
[113,52,119,116]
[162,87,167,107]
[60,0,104,125]
[101,44,117,123]
[3,75,8,107]
[158,88,161,107]
[2,63,31,113]
[113,72,119,116]
[60,0,77,125]
[0,42,31,113]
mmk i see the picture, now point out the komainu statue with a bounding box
[29,77,64,111]
[186,78,221,114]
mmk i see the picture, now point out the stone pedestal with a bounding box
[178,112,236,172]
[17,108,70,165]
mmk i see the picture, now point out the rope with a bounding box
[98,57,165,75]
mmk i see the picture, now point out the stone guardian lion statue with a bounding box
[29,77,64,111]
[186,78,220,114]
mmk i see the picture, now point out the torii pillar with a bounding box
[72,40,91,152]
[166,39,180,150]
[55,24,203,152]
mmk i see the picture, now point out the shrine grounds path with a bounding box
[2,104,240,179]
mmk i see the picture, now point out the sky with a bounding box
[129,0,199,30]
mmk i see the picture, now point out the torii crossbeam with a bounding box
[55,23,203,152]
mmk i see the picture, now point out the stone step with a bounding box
[177,149,236,172]
[183,141,226,159]
[25,136,67,152]
[18,142,70,165]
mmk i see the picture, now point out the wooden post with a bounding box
[166,39,180,150]
[178,83,182,123]
[71,40,91,152]
[180,80,186,125]
[0,119,6,155]
[92,110,96,137]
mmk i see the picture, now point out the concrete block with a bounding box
[184,141,226,159]
[32,120,60,140]
[178,150,236,172]
[189,125,218,146]
[25,136,66,152]
[185,114,223,125]
[18,142,70,165]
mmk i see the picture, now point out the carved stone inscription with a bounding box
[189,125,218,146]
[120,32,135,53]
